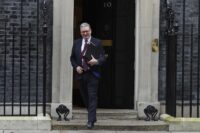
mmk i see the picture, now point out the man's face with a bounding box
[80,26,92,39]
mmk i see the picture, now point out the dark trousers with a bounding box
[79,71,98,122]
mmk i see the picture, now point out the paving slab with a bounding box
[161,114,200,132]
[172,132,200,133]
[60,131,116,133]
[4,131,60,133]
[117,132,169,133]
[60,131,170,133]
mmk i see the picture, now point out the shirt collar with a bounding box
[83,37,91,43]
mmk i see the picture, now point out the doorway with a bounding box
[73,0,135,109]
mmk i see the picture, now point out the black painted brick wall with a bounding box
[159,0,200,101]
[0,0,52,103]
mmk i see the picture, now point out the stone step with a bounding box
[73,109,137,114]
[72,109,137,120]
[72,114,137,120]
[52,109,169,131]
[52,119,169,131]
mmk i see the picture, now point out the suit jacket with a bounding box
[70,37,105,79]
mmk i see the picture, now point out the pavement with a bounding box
[58,131,200,133]
[0,130,198,133]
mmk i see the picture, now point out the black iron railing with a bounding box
[0,0,47,116]
[165,0,200,117]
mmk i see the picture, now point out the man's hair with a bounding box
[80,22,91,29]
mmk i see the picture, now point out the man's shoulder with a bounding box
[91,37,101,45]
[91,37,100,42]
[74,38,82,44]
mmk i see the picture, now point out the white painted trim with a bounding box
[51,0,74,118]
[134,0,140,110]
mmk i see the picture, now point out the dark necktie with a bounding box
[81,39,89,71]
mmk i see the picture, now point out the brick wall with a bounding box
[0,0,53,103]
[159,0,200,101]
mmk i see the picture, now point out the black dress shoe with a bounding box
[87,121,94,129]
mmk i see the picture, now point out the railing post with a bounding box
[42,0,48,116]
[165,0,179,117]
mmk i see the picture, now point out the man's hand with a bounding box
[76,66,83,74]
[87,55,98,66]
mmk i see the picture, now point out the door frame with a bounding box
[51,0,160,119]
[73,0,135,109]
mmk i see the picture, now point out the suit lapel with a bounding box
[90,37,97,47]
[77,39,82,55]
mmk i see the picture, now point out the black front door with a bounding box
[73,0,135,108]
[113,0,135,108]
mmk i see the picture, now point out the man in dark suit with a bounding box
[70,22,105,129]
